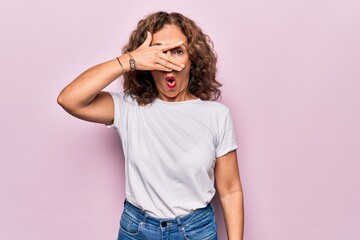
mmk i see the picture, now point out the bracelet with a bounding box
[126,52,136,71]
[116,57,125,73]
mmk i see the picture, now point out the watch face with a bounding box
[130,59,136,70]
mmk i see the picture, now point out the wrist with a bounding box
[117,54,131,73]
[126,52,136,71]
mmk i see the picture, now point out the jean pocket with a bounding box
[182,214,217,240]
[119,212,143,236]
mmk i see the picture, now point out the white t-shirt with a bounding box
[107,92,238,218]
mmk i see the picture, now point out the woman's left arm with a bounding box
[215,150,244,240]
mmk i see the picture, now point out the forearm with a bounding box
[57,55,128,111]
[220,190,244,240]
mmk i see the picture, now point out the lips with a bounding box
[165,76,176,88]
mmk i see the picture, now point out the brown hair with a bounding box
[122,11,221,105]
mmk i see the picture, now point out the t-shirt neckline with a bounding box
[155,98,201,105]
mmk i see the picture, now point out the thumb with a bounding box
[140,31,152,48]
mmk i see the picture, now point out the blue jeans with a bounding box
[117,200,218,240]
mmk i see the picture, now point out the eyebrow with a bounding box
[151,42,187,48]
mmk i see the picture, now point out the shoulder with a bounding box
[109,91,137,105]
[196,99,231,115]
[109,91,123,99]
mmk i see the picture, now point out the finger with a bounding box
[140,31,152,48]
[153,63,173,72]
[159,40,184,52]
[159,53,185,68]
[156,58,183,71]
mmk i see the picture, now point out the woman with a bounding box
[58,11,244,240]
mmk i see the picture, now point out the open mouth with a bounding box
[165,76,176,88]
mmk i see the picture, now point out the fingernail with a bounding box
[180,64,185,68]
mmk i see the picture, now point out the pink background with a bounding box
[1,0,359,239]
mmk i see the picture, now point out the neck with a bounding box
[158,89,195,102]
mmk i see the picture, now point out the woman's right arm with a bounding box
[57,32,184,125]
[57,56,128,125]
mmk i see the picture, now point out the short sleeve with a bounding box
[215,111,238,158]
[105,92,123,129]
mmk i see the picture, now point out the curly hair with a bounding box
[122,11,221,105]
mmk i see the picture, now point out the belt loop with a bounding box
[210,203,214,212]
[143,213,149,222]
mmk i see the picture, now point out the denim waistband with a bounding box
[123,200,214,227]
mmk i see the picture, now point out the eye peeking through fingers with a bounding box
[163,48,184,56]
[172,48,184,56]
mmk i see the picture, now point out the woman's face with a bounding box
[150,24,193,102]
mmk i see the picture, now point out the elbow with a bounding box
[218,188,243,199]
[57,90,87,117]
[217,180,243,199]
[57,93,64,107]
[57,91,75,113]
[57,92,68,110]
